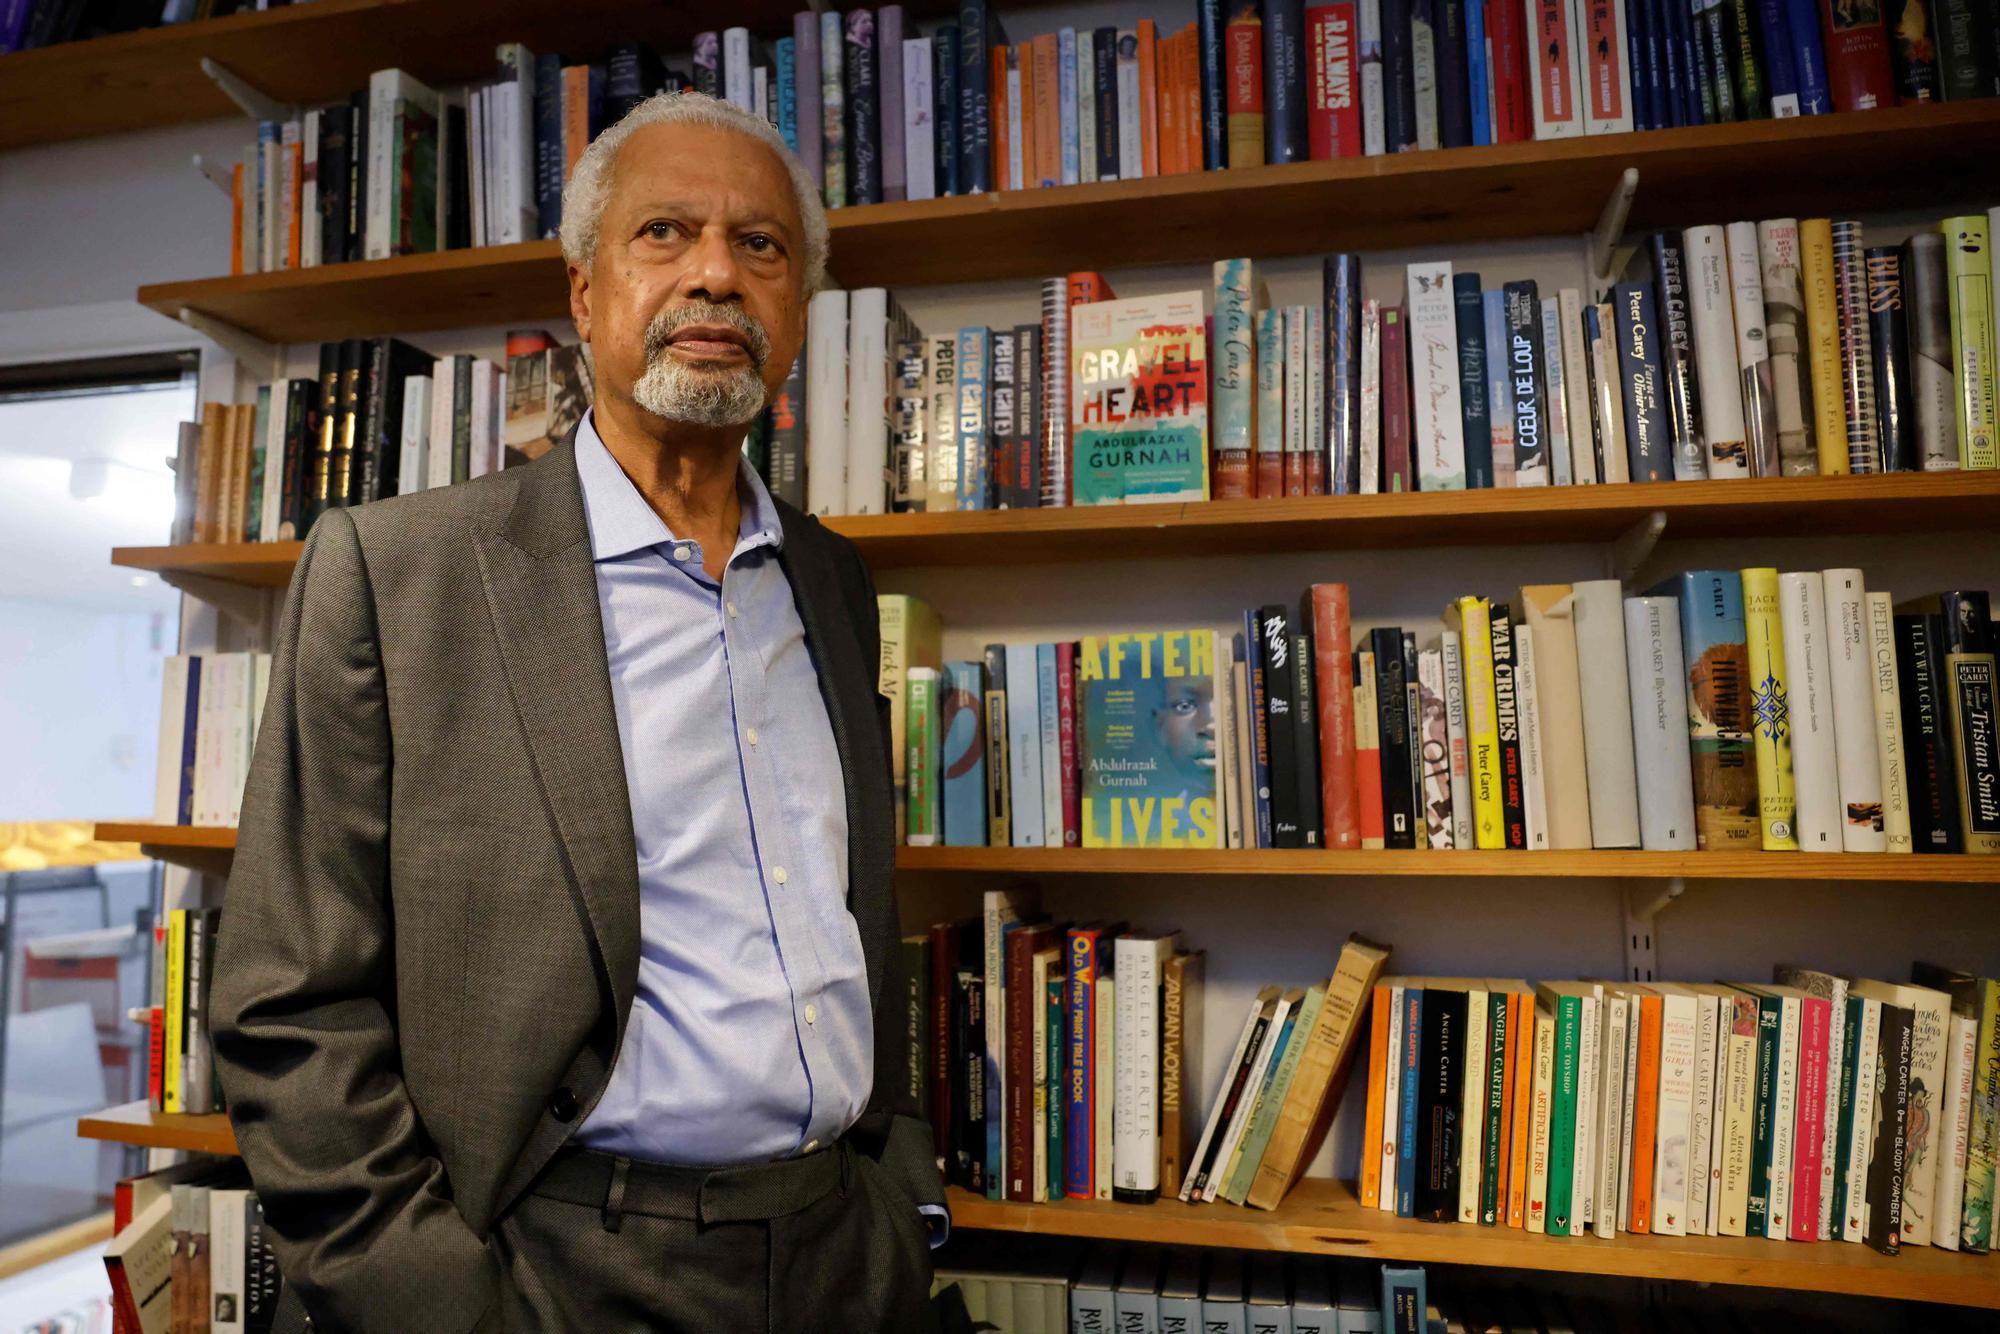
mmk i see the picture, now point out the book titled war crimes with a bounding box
[1655,571,1760,849]
[1489,605,1527,849]
[1071,291,1210,504]
[1079,629,1219,848]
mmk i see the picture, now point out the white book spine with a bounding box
[903,39,935,201]
[467,360,495,477]
[365,70,398,260]
[1441,630,1475,848]
[1004,643,1044,846]
[300,108,320,268]
[1515,623,1550,850]
[1571,580,1640,847]
[260,378,288,540]
[208,1190,246,1334]
[1558,289,1597,483]
[1411,8,1439,149]
[397,376,430,498]
[1653,991,1698,1235]
[979,891,1025,1200]
[805,290,850,515]
[1570,991,1599,1235]
[1359,0,1386,155]
[1405,262,1467,489]
[1210,994,1290,1202]
[1182,996,1264,1203]
[427,358,455,491]
[1778,571,1843,851]
[1095,973,1115,1199]
[1706,996,1731,1235]
[1619,989,1641,1230]
[1766,996,1800,1238]
[154,656,191,825]
[1683,225,1750,477]
[488,82,518,244]
[844,288,890,516]
[1726,219,1781,476]
[1822,570,1887,851]
[1114,938,1168,1194]
[1897,986,1947,1248]
[1623,595,1698,850]
[1459,988,1489,1223]
[1687,990,1719,1235]
[1596,993,1628,1240]
[1590,301,1631,482]
[1865,592,1913,852]
[229,653,253,824]
[1116,43,1142,180]
[1076,31,1099,184]
[724,27,754,109]
[1842,996,1882,1241]
[1359,299,1383,494]
[1538,300,1572,484]
[1378,983,1406,1212]
[1285,307,1307,478]
[1008,63,1026,190]
[1934,1008,1978,1251]
[1526,1005,1555,1233]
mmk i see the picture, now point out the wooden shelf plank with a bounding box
[77,1102,238,1157]
[97,824,2000,883]
[134,102,2000,342]
[943,1183,2000,1309]
[108,472,2000,585]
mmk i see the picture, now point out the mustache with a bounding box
[642,302,772,370]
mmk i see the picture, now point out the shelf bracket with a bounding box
[191,153,233,199]
[200,57,297,123]
[176,306,282,382]
[158,569,268,624]
[1609,509,1668,585]
[1622,878,1684,983]
[1589,167,1640,293]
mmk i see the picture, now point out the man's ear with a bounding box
[567,261,592,343]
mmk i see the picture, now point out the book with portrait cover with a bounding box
[1079,629,1219,848]
[1071,291,1211,504]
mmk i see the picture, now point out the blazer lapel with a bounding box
[471,441,641,1043]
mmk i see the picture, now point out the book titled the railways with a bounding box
[1071,291,1210,505]
[1080,629,1219,848]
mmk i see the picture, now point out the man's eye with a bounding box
[744,234,777,254]
[645,221,675,241]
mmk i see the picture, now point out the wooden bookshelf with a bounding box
[109,471,2000,583]
[77,1101,238,1157]
[942,1184,2000,1309]
[0,0,853,152]
[97,823,2000,883]
[133,101,2000,342]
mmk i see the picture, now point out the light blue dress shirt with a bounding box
[570,411,873,1167]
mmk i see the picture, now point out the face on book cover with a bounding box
[568,119,807,450]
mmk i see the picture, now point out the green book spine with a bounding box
[1225,986,1325,1204]
[905,669,941,844]
[1545,994,1580,1236]
[1046,970,1064,1202]
[1480,995,1508,1225]
[1746,994,1783,1237]
[1944,216,1998,470]
[1966,978,2000,1251]
[1829,995,1862,1236]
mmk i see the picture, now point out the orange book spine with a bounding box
[1182,25,1202,170]
[1163,31,1187,175]
[1017,45,1036,190]
[991,45,1011,189]
[230,164,244,276]
[1032,34,1061,187]
[1506,990,1534,1227]
[563,66,591,182]
[1359,984,1392,1208]
[1138,18,1160,176]
[1628,993,1663,1234]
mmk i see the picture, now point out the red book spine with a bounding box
[1067,271,1116,307]
[1256,447,1284,497]
[1487,0,1533,142]
[1305,4,1362,160]
[1819,0,1895,111]
[105,1257,143,1334]
[1057,642,1081,845]
[1284,449,1306,494]
[1380,306,1412,491]
[1789,995,1831,1241]
[1138,19,1161,176]
[1004,929,1038,1200]
[1160,31,1186,176]
[1225,11,1265,168]
[1309,584,1361,848]
[928,923,957,1159]
[1210,313,1254,499]
[147,1005,165,1110]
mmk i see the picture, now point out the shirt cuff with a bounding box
[917,1203,950,1249]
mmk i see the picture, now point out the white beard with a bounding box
[631,352,768,427]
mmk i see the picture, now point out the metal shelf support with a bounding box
[199,57,296,123]
[1623,877,1685,982]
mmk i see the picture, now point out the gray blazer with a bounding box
[211,437,943,1334]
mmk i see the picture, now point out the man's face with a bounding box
[568,120,809,432]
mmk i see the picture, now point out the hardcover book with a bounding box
[1079,630,1220,848]
[1653,571,1760,849]
[1071,291,1211,504]
[1405,261,1467,489]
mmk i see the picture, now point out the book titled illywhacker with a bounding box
[1079,629,1219,848]
[1070,291,1210,505]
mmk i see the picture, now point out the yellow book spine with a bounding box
[1741,568,1800,850]
[1944,216,1998,470]
[1456,596,1505,849]
[163,909,186,1115]
[1799,219,1850,476]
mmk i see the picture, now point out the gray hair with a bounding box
[558,90,830,294]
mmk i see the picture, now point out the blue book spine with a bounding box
[958,1,995,193]
[1198,0,1227,168]
[1264,0,1309,162]
[1755,0,1802,112]
[1059,28,1081,186]
[1657,0,1689,124]
[1482,292,1514,484]
[1639,0,1672,125]
[1036,643,1060,837]
[1381,0,1417,150]
[534,52,564,240]
[956,326,991,509]
[1454,274,1493,488]
[177,657,202,825]
[1671,0,1707,123]
[1436,0,1471,147]
[1241,617,1276,849]
[933,28,961,196]
[1781,0,1830,111]
[1466,0,1492,145]
[942,661,989,846]
[1627,0,1653,128]
[1614,281,1673,482]
[1380,1265,1428,1334]
[0,0,33,52]
[1063,928,1099,1197]
[1395,989,1424,1216]
[776,37,799,152]
[1327,254,1362,495]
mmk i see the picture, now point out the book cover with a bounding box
[1865,246,1919,472]
[1756,219,1821,477]
[1653,572,1759,849]
[1613,280,1672,482]
[1405,261,1468,489]
[1071,291,1210,504]
[1079,630,1219,848]
[1903,232,1959,472]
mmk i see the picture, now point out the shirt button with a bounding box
[672,544,691,561]
[803,1138,818,1154]
[772,865,787,885]
[746,726,759,746]
[726,601,738,618]
[804,1004,817,1025]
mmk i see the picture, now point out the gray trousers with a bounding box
[491,1140,939,1334]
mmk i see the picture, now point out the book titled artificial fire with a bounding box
[1070,291,1210,505]
[1080,629,1220,848]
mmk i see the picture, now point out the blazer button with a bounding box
[548,1088,578,1123]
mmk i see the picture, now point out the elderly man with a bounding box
[211,92,944,1334]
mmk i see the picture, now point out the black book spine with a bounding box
[958,0,995,194]
[1292,629,1321,848]
[988,329,1019,507]
[1381,0,1416,150]
[1263,0,1308,163]
[1490,603,1527,849]
[1503,280,1547,483]
[1198,0,1226,169]
[1327,254,1362,495]
[330,338,364,508]
[1454,273,1492,488]
[451,355,473,483]
[306,343,339,529]
[1864,247,1918,472]
[1649,232,1705,478]
[931,28,961,196]
[1094,27,1120,180]
[1865,1003,1913,1254]
[769,352,808,509]
[1261,605,1305,847]
[1014,323,1043,508]
[534,52,563,241]
[316,108,348,268]
[1413,987,1467,1221]
[1402,630,1422,846]
[1936,0,1997,101]
[1938,591,2000,852]
[1614,280,1673,482]
[277,378,314,540]
[1696,0,1739,120]
[344,92,367,263]
[442,99,470,251]
[845,11,882,205]
[1724,0,1767,117]
[1894,613,1964,852]
[1889,0,1943,98]
[953,969,985,1192]
[984,644,1010,844]
[1436,0,1471,146]
[243,1195,281,1333]
[1373,626,1415,848]
[357,338,388,504]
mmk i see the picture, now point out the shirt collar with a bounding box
[573,409,784,564]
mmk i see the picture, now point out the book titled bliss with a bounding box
[1070,291,1210,505]
[1079,629,1219,848]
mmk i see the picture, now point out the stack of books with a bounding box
[103,1159,285,1334]
[153,652,270,830]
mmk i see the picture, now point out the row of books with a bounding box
[0,0,232,53]
[152,653,269,829]
[143,904,224,1118]
[1361,963,2000,1257]
[104,1158,282,1334]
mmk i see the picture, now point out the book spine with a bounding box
[1895,614,1963,851]
[1260,606,1305,846]
[1056,641,1080,847]
[1409,0,1440,149]
[1525,1003,1555,1231]
[1613,281,1673,482]
[1285,306,1308,495]
[1373,626,1416,849]
[957,1,993,194]
[1820,571,1888,851]
[1361,986,1393,1209]
[1036,644,1062,849]
[880,9,908,201]
[1467,0,1493,145]
[1310,586,1360,847]
[1682,225,1749,477]
[1406,261,1467,489]
[1484,292,1516,485]
[1328,255,1362,494]
[1671,572,1758,850]
[845,288,891,515]
[1941,596,2000,853]
[1482,991,1510,1224]
[1442,630,1477,847]
[1581,0,1635,129]
[1418,648,1455,847]
[804,291,849,515]
[1545,994,1581,1235]
[1354,651,1385,847]
[1798,218,1851,473]
[1454,274,1494,487]
[1755,220,1819,477]
[1504,281,1548,484]
[1307,3,1365,158]
[1598,995,1630,1238]
[1572,581,1642,847]
[956,326,991,509]
[1585,302,1630,482]
[1741,568,1802,849]
[1627,994,1660,1232]
[1625,596,1699,850]
[1380,306,1412,489]
[1005,930,1042,1199]
[1862,594,1912,852]
[1539,299,1573,485]
[1359,0,1387,154]
[983,645,1011,846]
[1830,220,1881,473]
[1004,643,1043,846]
[1528,0,1583,136]
[1719,221,1780,477]
[1253,306,1285,498]
[1489,606,1527,848]
[1899,233,1958,471]
[1396,989,1425,1214]
[1779,571,1843,850]
[1264,0,1309,161]
[1945,216,1999,470]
